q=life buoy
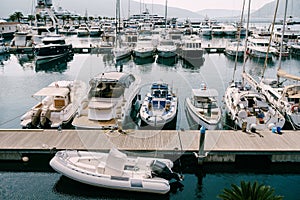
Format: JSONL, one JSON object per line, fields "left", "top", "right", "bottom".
{"left": 291, "top": 104, "right": 299, "bottom": 113}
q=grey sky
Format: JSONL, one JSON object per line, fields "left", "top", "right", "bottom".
{"left": 140, "top": 0, "right": 274, "bottom": 11}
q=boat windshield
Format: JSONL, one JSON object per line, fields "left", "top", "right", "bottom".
{"left": 194, "top": 98, "right": 218, "bottom": 109}
{"left": 89, "top": 82, "right": 125, "bottom": 98}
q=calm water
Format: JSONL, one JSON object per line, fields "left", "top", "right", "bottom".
{"left": 1, "top": 35, "right": 300, "bottom": 199}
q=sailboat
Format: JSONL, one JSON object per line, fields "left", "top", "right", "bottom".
{"left": 258, "top": 0, "right": 300, "bottom": 130}
{"left": 224, "top": 0, "right": 286, "bottom": 132}
{"left": 112, "top": 0, "right": 132, "bottom": 61}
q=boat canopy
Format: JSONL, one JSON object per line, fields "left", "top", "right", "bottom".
{"left": 277, "top": 69, "right": 300, "bottom": 81}
{"left": 33, "top": 87, "right": 70, "bottom": 97}
{"left": 90, "top": 72, "right": 135, "bottom": 88}
{"left": 192, "top": 89, "right": 218, "bottom": 97}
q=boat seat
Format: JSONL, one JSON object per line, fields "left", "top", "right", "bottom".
{"left": 105, "top": 148, "right": 127, "bottom": 176}
{"left": 97, "top": 162, "right": 106, "bottom": 174}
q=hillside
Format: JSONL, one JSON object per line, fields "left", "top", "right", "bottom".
{"left": 197, "top": 9, "right": 241, "bottom": 19}
{"left": 251, "top": 0, "right": 300, "bottom": 18}
{"left": 58, "top": 0, "right": 202, "bottom": 19}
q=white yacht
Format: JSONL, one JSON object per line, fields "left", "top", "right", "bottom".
{"left": 139, "top": 82, "right": 178, "bottom": 128}
{"left": 225, "top": 40, "right": 245, "bottom": 58}
{"left": 185, "top": 82, "right": 221, "bottom": 130}
{"left": 132, "top": 39, "right": 156, "bottom": 58}
{"left": 259, "top": 79, "right": 300, "bottom": 129}
{"left": 89, "top": 26, "right": 102, "bottom": 37}
{"left": 246, "top": 36, "right": 275, "bottom": 59}
{"left": 50, "top": 148, "right": 182, "bottom": 194}
{"left": 20, "top": 80, "right": 86, "bottom": 129}
{"left": 156, "top": 38, "right": 177, "bottom": 58}
{"left": 72, "top": 71, "right": 141, "bottom": 130}
{"left": 77, "top": 24, "right": 90, "bottom": 37}
{"left": 224, "top": 80, "right": 285, "bottom": 131}
{"left": 177, "top": 35, "right": 204, "bottom": 68}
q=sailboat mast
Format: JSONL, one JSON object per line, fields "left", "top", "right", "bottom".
{"left": 232, "top": 0, "right": 246, "bottom": 82}
{"left": 242, "top": 0, "right": 251, "bottom": 74}
{"left": 261, "top": 0, "right": 280, "bottom": 79}
{"left": 128, "top": 0, "right": 130, "bottom": 19}
{"left": 278, "top": 0, "right": 289, "bottom": 72}
{"left": 165, "top": 0, "right": 168, "bottom": 29}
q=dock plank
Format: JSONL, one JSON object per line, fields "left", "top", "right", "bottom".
{"left": 0, "top": 129, "right": 299, "bottom": 153}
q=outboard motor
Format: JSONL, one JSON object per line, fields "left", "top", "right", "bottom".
{"left": 150, "top": 160, "right": 182, "bottom": 182}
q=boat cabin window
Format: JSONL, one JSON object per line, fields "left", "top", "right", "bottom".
{"left": 194, "top": 98, "right": 218, "bottom": 109}
{"left": 90, "top": 82, "right": 125, "bottom": 98}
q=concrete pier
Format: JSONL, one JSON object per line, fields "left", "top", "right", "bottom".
{"left": 0, "top": 129, "right": 299, "bottom": 163}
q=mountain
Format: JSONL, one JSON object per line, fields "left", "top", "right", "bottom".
{"left": 0, "top": 0, "right": 202, "bottom": 19}
{"left": 197, "top": 9, "right": 241, "bottom": 19}
{"left": 251, "top": 0, "right": 300, "bottom": 18}
{"left": 58, "top": 0, "right": 202, "bottom": 19}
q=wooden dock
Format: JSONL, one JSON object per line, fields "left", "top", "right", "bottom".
{"left": 0, "top": 129, "right": 299, "bottom": 163}
{"left": 8, "top": 46, "right": 224, "bottom": 54}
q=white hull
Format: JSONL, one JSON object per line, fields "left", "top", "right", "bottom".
{"left": 185, "top": 98, "right": 221, "bottom": 130}
{"left": 259, "top": 81, "right": 300, "bottom": 129}
{"left": 20, "top": 80, "right": 86, "bottom": 129}
{"left": 50, "top": 149, "right": 180, "bottom": 194}
{"left": 224, "top": 83, "right": 285, "bottom": 131}
{"left": 140, "top": 83, "right": 178, "bottom": 128}
{"left": 72, "top": 72, "right": 141, "bottom": 130}
{"left": 133, "top": 48, "right": 155, "bottom": 58}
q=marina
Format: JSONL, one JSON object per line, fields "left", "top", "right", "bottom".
{"left": 0, "top": 129, "right": 300, "bottom": 163}
{"left": 1, "top": 0, "right": 300, "bottom": 198}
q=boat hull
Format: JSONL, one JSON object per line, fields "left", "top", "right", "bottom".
{"left": 185, "top": 98, "right": 221, "bottom": 130}
{"left": 50, "top": 150, "right": 173, "bottom": 194}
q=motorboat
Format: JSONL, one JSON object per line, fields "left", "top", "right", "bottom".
{"left": 199, "top": 24, "right": 212, "bottom": 36}
{"left": 33, "top": 34, "right": 73, "bottom": 61}
{"left": 246, "top": 36, "right": 275, "bottom": 59}
{"left": 156, "top": 38, "right": 177, "bottom": 58}
{"left": 0, "top": 37, "right": 9, "bottom": 54}
{"left": 185, "top": 82, "right": 221, "bottom": 130}
{"left": 112, "top": 45, "right": 132, "bottom": 61}
{"left": 177, "top": 35, "right": 204, "bottom": 68}
{"left": 77, "top": 24, "right": 90, "bottom": 37}
{"left": 132, "top": 40, "right": 156, "bottom": 58}
{"left": 89, "top": 26, "right": 102, "bottom": 37}
{"left": 20, "top": 80, "right": 86, "bottom": 129}
{"left": 50, "top": 148, "right": 182, "bottom": 194}
{"left": 72, "top": 71, "right": 141, "bottom": 129}
{"left": 139, "top": 82, "right": 178, "bottom": 128}
{"left": 224, "top": 80, "right": 285, "bottom": 131}
{"left": 224, "top": 40, "right": 245, "bottom": 58}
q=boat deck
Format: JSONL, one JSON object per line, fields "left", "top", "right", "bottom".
{"left": 71, "top": 116, "right": 118, "bottom": 129}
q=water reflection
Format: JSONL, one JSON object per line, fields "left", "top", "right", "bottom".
{"left": 53, "top": 176, "right": 172, "bottom": 200}
{"left": 156, "top": 56, "right": 178, "bottom": 66}
{"left": 181, "top": 57, "right": 205, "bottom": 69}
{"left": 0, "top": 53, "right": 10, "bottom": 65}
{"left": 35, "top": 53, "right": 74, "bottom": 73}
{"left": 133, "top": 56, "right": 155, "bottom": 65}
{"left": 16, "top": 53, "right": 34, "bottom": 66}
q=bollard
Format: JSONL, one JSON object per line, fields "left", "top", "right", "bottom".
{"left": 198, "top": 126, "right": 206, "bottom": 165}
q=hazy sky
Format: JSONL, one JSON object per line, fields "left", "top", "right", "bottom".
{"left": 140, "top": 0, "right": 274, "bottom": 11}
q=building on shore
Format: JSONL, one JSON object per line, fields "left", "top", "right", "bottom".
{"left": 0, "top": 19, "right": 20, "bottom": 38}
